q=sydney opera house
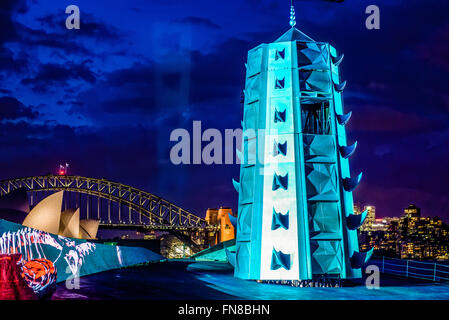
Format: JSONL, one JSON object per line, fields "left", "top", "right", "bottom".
{"left": 0, "top": 188, "right": 99, "bottom": 240}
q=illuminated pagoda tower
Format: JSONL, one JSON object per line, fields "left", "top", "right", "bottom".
{"left": 232, "top": 5, "right": 372, "bottom": 281}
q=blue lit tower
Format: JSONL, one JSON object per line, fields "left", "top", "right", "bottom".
{"left": 232, "top": 6, "right": 372, "bottom": 281}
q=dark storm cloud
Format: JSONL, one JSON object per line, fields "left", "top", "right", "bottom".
{"left": 311, "top": 0, "right": 449, "bottom": 118}
{"left": 0, "top": 2, "right": 74, "bottom": 54}
{"left": 0, "top": 1, "right": 122, "bottom": 70}
{"left": 0, "top": 0, "right": 33, "bottom": 71}
{"left": 73, "top": 36, "right": 250, "bottom": 120}
{"left": 17, "top": 27, "right": 92, "bottom": 56}
{"left": 21, "top": 61, "right": 96, "bottom": 92}
{"left": 0, "top": 89, "right": 11, "bottom": 94}
{"left": 0, "top": 96, "right": 39, "bottom": 120}
{"left": 77, "top": 62, "right": 162, "bottom": 114}
{"left": 11, "top": 15, "right": 121, "bottom": 58}
{"left": 0, "top": 47, "right": 29, "bottom": 73}
{"left": 189, "top": 38, "right": 249, "bottom": 103}
{"left": 416, "top": 24, "right": 449, "bottom": 70}
{"left": 173, "top": 16, "right": 221, "bottom": 29}
{"left": 348, "top": 105, "right": 447, "bottom": 134}
{"left": 0, "top": 119, "right": 159, "bottom": 188}
{"left": 244, "top": 0, "right": 282, "bottom": 12}
{"left": 0, "top": 0, "right": 30, "bottom": 44}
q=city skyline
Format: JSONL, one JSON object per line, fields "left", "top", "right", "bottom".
{"left": 0, "top": 0, "right": 448, "bottom": 222}
{"left": 358, "top": 203, "right": 449, "bottom": 261}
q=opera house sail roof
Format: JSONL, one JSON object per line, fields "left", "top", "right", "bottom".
{"left": 0, "top": 189, "right": 99, "bottom": 240}
{"left": 22, "top": 191, "right": 63, "bottom": 235}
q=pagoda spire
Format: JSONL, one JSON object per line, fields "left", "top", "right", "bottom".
{"left": 289, "top": 1, "right": 296, "bottom": 27}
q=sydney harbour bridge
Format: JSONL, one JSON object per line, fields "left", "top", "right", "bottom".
{"left": 0, "top": 174, "right": 219, "bottom": 253}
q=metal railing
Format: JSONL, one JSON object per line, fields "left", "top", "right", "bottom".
{"left": 371, "top": 256, "right": 449, "bottom": 282}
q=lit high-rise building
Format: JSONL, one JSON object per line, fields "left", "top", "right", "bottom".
{"left": 217, "top": 207, "right": 236, "bottom": 243}
{"left": 404, "top": 204, "right": 421, "bottom": 218}
{"left": 400, "top": 204, "right": 422, "bottom": 237}
{"left": 360, "top": 205, "right": 376, "bottom": 231}
{"left": 205, "top": 207, "right": 235, "bottom": 245}
{"left": 205, "top": 208, "right": 219, "bottom": 246}
{"left": 353, "top": 202, "right": 362, "bottom": 215}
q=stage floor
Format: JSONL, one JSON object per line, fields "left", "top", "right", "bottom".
{"left": 52, "top": 260, "right": 449, "bottom": 300}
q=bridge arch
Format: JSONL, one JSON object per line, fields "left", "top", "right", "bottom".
{"left": 0, "top": 175, "right": 208, "bottom": 230}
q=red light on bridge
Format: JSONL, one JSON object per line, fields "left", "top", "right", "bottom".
{"left": 58, "top": 163, "right": 69, "bottom": 176}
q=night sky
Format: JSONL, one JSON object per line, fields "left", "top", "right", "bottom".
{"left": 0, "top": 0, "right": 448, "bottom": 221}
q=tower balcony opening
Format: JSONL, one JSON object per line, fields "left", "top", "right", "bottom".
{"left": 301, "top": 102, "right": 332, "bottom": 135}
